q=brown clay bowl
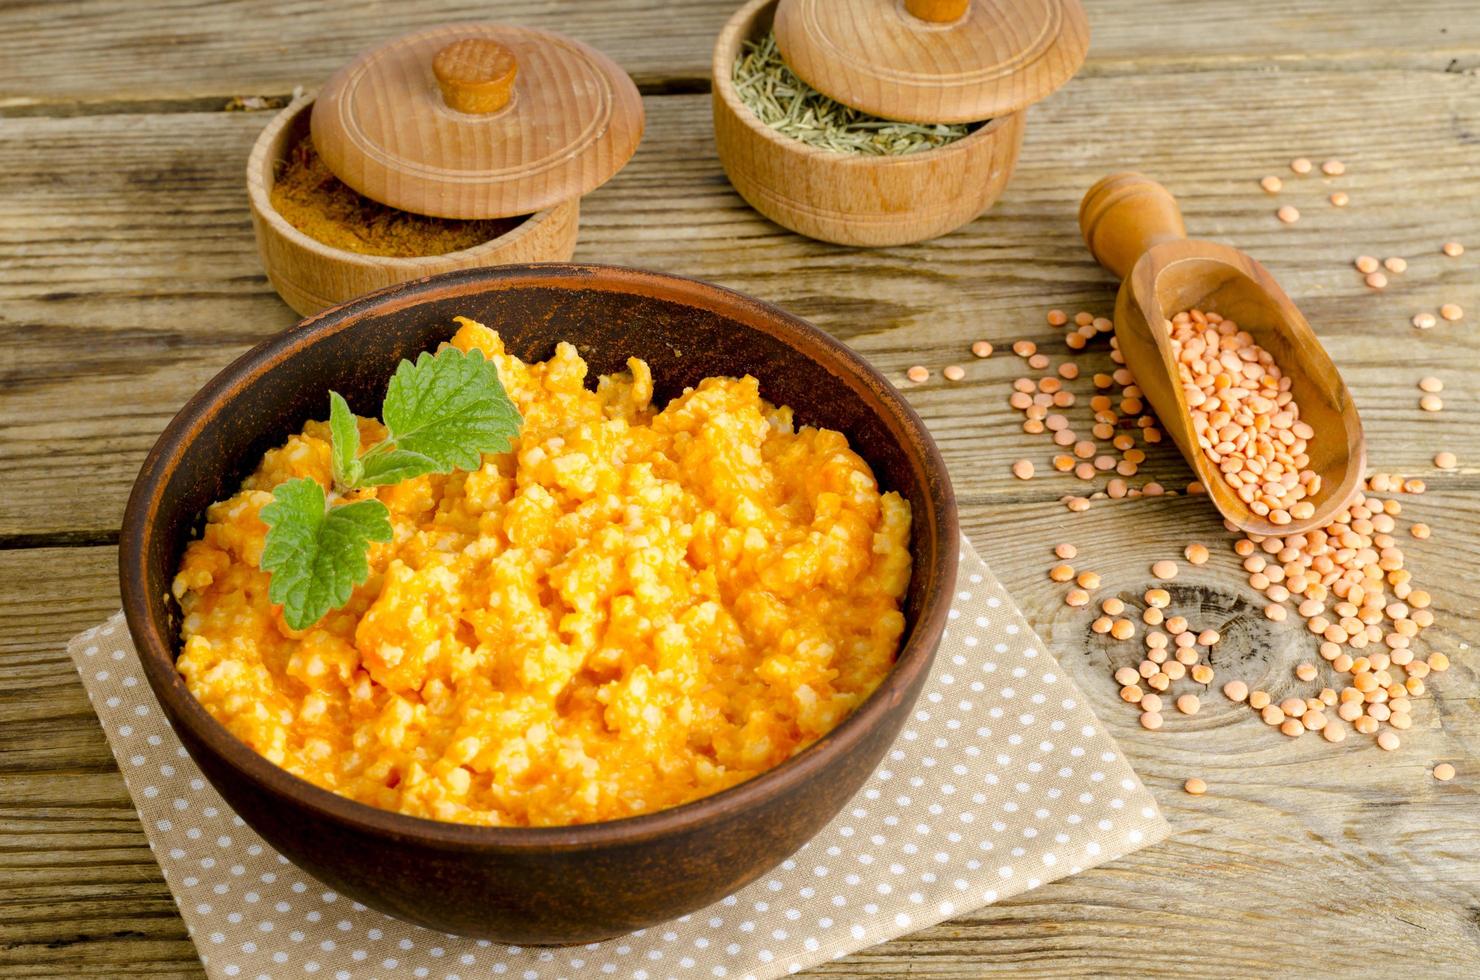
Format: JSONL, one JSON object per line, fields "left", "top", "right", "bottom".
{"left": 120, "top": 264, "right": 958, "bottom": 944}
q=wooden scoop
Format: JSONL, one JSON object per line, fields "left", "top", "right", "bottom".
{"left": 1078, "top": 173, "right": 1366, "bottom": 536}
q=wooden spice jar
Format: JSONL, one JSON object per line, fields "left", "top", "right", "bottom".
{"left": 248, "top": 23, "right": 643, "bottom": 315}
{"left": 713, "top": 0, "right": 1088, "bottom": 247}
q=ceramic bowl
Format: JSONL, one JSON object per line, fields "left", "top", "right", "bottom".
{"left": 120, "top": 264, "right": 957, "bottom": 943}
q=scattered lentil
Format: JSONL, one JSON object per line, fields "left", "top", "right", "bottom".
{"left": 1152, "top": 560, "right": 1179, "bottom": 580}
{"left": 907, "top": 365, "right": 930, "bottom": 383}
{"left": 1223, "top": 680, "right": 1249, "bottom": 702}
{"left": 1442, "top": 241, "right": 1464, "bottom": 257}
{"left": 1185, "top": 543, "right": 1210, "bottom": 565}
{"left": 1434, "top": 451, "right": 1456, "bottom": 469}
{"left": 1413, "top": 313, "right": 1437, "bottom": 329}
{"left": 1365, "top": 272, "right": 1388, "bottom": 289}
{"left": 1260, "top": 176, "right": 1283, "bottom": 193}
{"left": 1140, "top": 711, "right": 1164, "bottom": 730}
{"left": 1277, "top": 206, "right": 1300, "bottom": 224}
{"left": 1176, "top": 694, "right": 1200, "bottom": 715}
{"left": 1434, "top": 763, "right": 1456, "bottom": 781}
{"left": 971, "top": 340, "right": 994, "bottom": 358}
{"left": 1184, "top": 777, "right": 1207, "bottom": 795}
{"left": 1290, "top": 157, "right": 1313, "bottom": 174}
{"left": 1329, "top": 192, "right": 1349, "bottom": 207}
{"left": 1383, "top": 256, "right": 1407, "bottom": 274}
{"left": 1321, "top": 159, "right": 1345, "bottom": 176}
{"left": 1419, "top": 394, "right": 1443, "bottom": 412}
{"left": 943, "top": 364, "right": 966, "bottom": 382}
{"left": 1440, "top": 303, "right": 1464, "bottom": 322}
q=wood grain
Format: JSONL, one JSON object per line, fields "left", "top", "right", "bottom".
{"left": 713, "top": 0, "right": 1027, "bottom": 246}
{"left": 3, "top": 69, "right": 1478, "bottom": 539}
{"left": 248, "top": 97, "right": 581, "bottom": 316}
{"left": 3, "top": 0, "right": 1480, "bottom": 975}
{"left": 2, "top": 0, "right": 1477, "bottom": 109}
{"left": 774, "top": 0, "right": 1088, "bottom": 123}
{"left": 312, "top": 23, "right": 644, "bottom": 219}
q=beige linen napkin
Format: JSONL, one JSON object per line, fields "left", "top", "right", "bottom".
{"left": 69, "top": 535, "right": 1167, "bottom": 980}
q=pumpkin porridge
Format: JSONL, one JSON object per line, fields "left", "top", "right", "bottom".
{"left": 173, "top": 318, "right": 912, "bottom": 827}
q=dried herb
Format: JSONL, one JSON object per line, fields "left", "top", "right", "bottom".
{"left": 732, "top": 32, "right": 972, "bottom": 156}
{"left": 269, "top": 136, "right": 522, "bottom": 257}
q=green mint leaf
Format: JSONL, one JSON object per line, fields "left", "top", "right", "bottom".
{"left": 328, "top": 391, "right": 363, "bottom": 489}
{"left": 260, "top": 477, "right": 392, "bottom": 630}
{"left": 381, "top": 347, "right": 522, "bottom": 473}
{"left": 356, "top": 446, "right": 442, "bottom": 487}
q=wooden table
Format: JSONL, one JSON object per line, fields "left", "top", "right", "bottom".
{"left": 4, "top": 2, "right": 1478, "bottom": 975}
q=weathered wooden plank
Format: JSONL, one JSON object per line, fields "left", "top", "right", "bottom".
{"left": 3, "top": 67, "right": 1479, "bottom": 539}
{"left": 3, "top": 0, "right": 1478, "bottom": 109}
{"left": 1, "top": 501, "right": 1476, "bottom": 976}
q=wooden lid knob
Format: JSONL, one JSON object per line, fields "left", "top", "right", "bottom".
{"left": 433, "top": 38, "right": 518, "bottom": 114}
{"left": 905, "top": 0, "right": 970, "bottom": 22}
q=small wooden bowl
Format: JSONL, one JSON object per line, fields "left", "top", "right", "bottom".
{"left": 119, "top": 264, "right": 958, "bottom": 944}
{"left": 246, "top": 96, "right": 579, "bottom": 316}
{"left": 711, "top": 0, "right": 1025, "bottom": 247}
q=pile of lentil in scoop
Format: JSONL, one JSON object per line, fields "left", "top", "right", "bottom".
{"left": 732, "top": 32, "right": 972, "bottom": 155}
{"left": 269, "top": 136, "right": 522, "bottom": 257}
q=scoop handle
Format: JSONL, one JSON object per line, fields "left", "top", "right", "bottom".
{"left": 1078, "top": 173, "right": 1188, "bottom": 281}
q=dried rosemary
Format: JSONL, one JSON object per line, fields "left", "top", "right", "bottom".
{"left": 732, "top": 32, "right": 971, "bottom": 156}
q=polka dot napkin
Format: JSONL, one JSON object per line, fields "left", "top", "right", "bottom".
{"left": 69, "top": 535, "right": 1167, "bottom": 980}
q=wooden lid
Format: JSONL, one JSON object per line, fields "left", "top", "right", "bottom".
{"left": 311, "top": 23, "right": 644, "bottom": 219}
{"left": 772, "top": 0, "right": 1089, "bottom": 124}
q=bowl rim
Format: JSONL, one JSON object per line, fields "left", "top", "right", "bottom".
{"left": 711, "top": 0, "right": 1013, "bottom": 168}
{"left": 245, "top": 94, "right": 568, "bottom": 270}
{"left": 120, "top": 263, "right": 958, "bottom": 852}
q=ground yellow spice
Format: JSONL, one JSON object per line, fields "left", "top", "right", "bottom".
{"left": 269, "top": 137, "right": 522, "bottom": 257}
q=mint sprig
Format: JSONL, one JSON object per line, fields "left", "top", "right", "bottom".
{"left": 259, "top": 346, "right": 521, "bottom": 630}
